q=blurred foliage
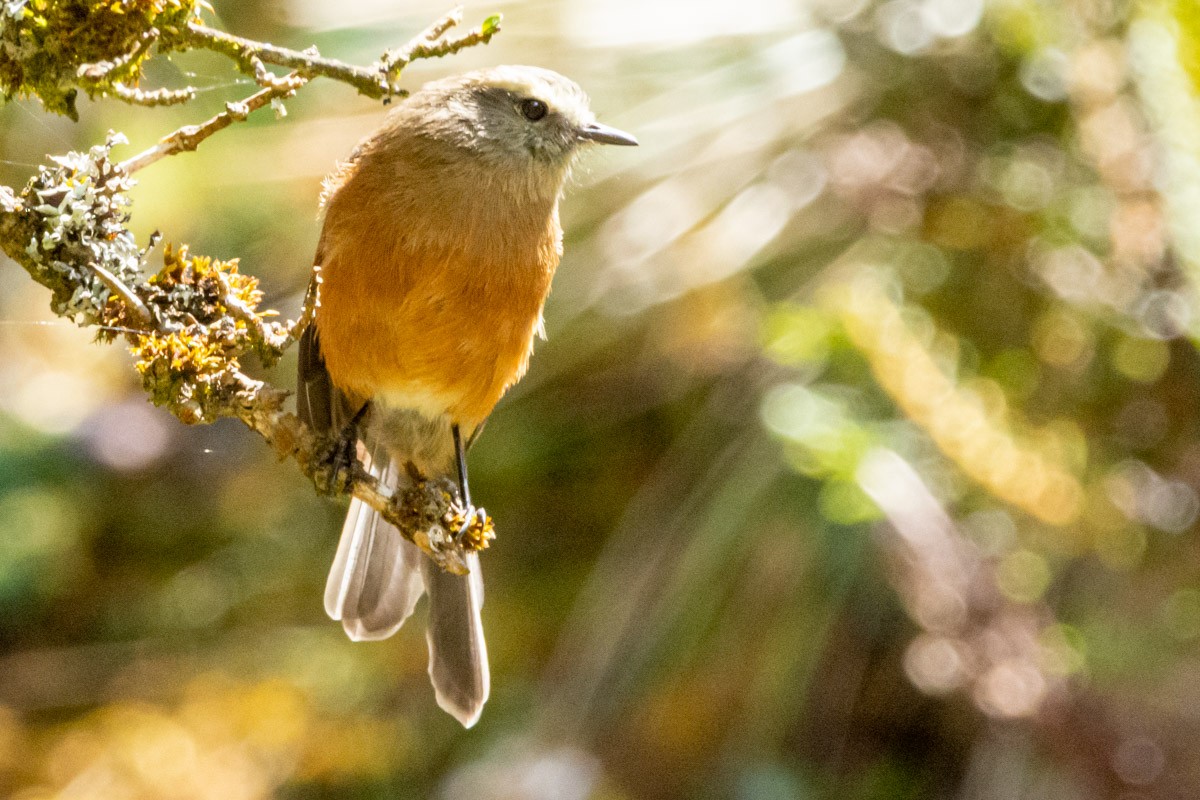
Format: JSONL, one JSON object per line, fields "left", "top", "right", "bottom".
{"left": 7, "top": 0, "right": 1200, "bottom": 799}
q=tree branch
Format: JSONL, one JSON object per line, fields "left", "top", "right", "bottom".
{"left": 182, "top": 23, "right": 389, "bottom": 97}
{"left": 110, "top": 82, "right": 197, "bottom": 108}
{"left": 181, "top": 7, "right": 502, "bottom": 101}
{"left": 91, "top": 262, "right": 152, "bottom": 327}
{"left": 117, "top": 74, "right": 307, "bottom": 175}
{"left": 380, "top": 8, "right": 503, "bottom": 78}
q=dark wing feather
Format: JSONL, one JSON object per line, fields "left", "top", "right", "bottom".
{"left": 297, "top": 323, "right": 338, "bottom": 435}
{"left": 299, "top": 236, "right": 362, "bottom": 434}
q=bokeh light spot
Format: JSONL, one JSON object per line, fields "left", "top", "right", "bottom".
{"left": 1163, "top": 589, "right": 1200, "bottom": 641}
{"left": 1113, "top": 736, "right": 1166, "bottom": 786}
{"left": 974, "top": 659, "right": 1047, "bottom": 718}
{"left": 904, "top": 635, "right": 968, "bottom": 694}
{"left": 1039, "top": 624, "right": 1087, "bottom": 676}
{"left": 1032, "top": 309, "right": 1092, "bottom": 368}
{"left": 996, "top": 549, "right": 1052, "bottom": 604}
{"left": 1111, "top": 336, "right": 1170, "bottom": 383}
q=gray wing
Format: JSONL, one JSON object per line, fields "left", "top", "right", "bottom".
{"left": 297, "top": 238, "right": 360, "bottom": 436}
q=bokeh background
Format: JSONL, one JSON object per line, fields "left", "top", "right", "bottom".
{"left": 4, "top": 0, "right": 1200, "bottom": 797}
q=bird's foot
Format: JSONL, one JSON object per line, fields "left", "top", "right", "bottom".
{"left": 456, "top": 505, "right": 487, "bottom": 540}
{"left": 316, "top": 425, "right": 359, "bottom": 494}
{"left": 453, "top": 504, "right": 495, "bottom": 551}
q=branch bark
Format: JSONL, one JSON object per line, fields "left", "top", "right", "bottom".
{"left": 180, "top": 7, "right": 501, "bottom": 101}
{"left": 117, "top": 74, "right": 307, "bottom": 174}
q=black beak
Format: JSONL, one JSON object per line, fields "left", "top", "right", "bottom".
{"left": 577, "top": 121, "right": 639, "bottom": 146}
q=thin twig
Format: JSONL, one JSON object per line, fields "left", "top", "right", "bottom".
{"left": 116, "top": 74, "right": 307, "bottom": 175}
{"left": 111, "top": 82, "right": 197, "bottom": 107}
{"left": 116, "top": 6, "right": 502, "bottom": 176}
{"left": 92, "top": 263, "right": 152, "bottom": 326}
{"left": 248, "top": 55, "right": 299, "bottom": 90}
{"left": 382, "top": 7, "right": 501, "bottom": 78}
{"left": 381, "top": 7, "right": 464, "bottom": 75}
{"left": 77, "top": 28, "right": 201, "bottom": 110}
{"left": 182, "top": 7, "right": 500, "bottom": 101}
{"left": 183, "top": 22, "right": 393, "bottom": 98}
{"left": 76, "top": 28, "right": 161, "bottom": 81}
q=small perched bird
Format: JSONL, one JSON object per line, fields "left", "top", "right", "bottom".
{"left": 297, "top": 66, "right": 637, "bottom": 727}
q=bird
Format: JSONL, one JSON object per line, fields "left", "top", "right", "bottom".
{"left": 296, "top": 65, "right": 637, "bottom": 727}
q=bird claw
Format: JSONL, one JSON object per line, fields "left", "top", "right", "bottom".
{"left": 317, "top": 415, "right": 363, "bottom": 494}
{"left": 316, "top": 433, "right": 356, "bottom": 493}
{"left": 455, "top": 505, "right": 488, "bottom": 544}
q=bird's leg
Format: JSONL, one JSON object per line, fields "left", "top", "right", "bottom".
{"left": 452, "top": 423, "right": 487, "bottom": 541}
{"left": 321, "top": 403, "right": 369, "bottom": 492}
{"left": 452, "top": 423, "right": 472, "bottom": 508}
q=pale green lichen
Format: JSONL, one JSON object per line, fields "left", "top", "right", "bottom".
{"left": 18, "top": 132, "right": 147, "bottom": 325}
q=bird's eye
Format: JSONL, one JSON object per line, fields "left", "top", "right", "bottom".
{"left": 520, "top": 98, "right": 548, "bottom": 121}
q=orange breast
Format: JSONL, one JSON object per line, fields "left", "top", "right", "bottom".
{"left": 313, "top": 159, "right": 562, "bottom": 429}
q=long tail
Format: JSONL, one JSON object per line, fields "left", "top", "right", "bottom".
{"left": 422, "top": 551, "right": 489, "bottom": 726}
{"left": 324, "top": 443, "right": 489, "bottom": 727}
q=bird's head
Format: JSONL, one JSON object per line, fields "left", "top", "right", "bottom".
{"left": 409, "top": 65, "right": 638, "bottom": 169}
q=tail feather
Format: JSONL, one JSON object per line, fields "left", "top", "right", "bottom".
{"left": 323, "top": 442, "right": 491, "bottom": 727}
{"left": 423, "top": 553, "right": 490, "bottom": 727}
{"left": 325, "top": 450, "right": 424, "bottom": 641}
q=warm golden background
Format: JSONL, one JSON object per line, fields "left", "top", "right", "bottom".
{"left": 3, "top": 0, "right": 1200, "bottom": 797}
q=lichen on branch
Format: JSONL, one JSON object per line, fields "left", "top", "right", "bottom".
{"left": 0, "top": 0, "right": 201, "bottom": 119}
{"left": 9, "top": 131, "right": 146, "bottom": 327}
{"left": 0, "top": 1, "right": 501, "bottom": 119}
